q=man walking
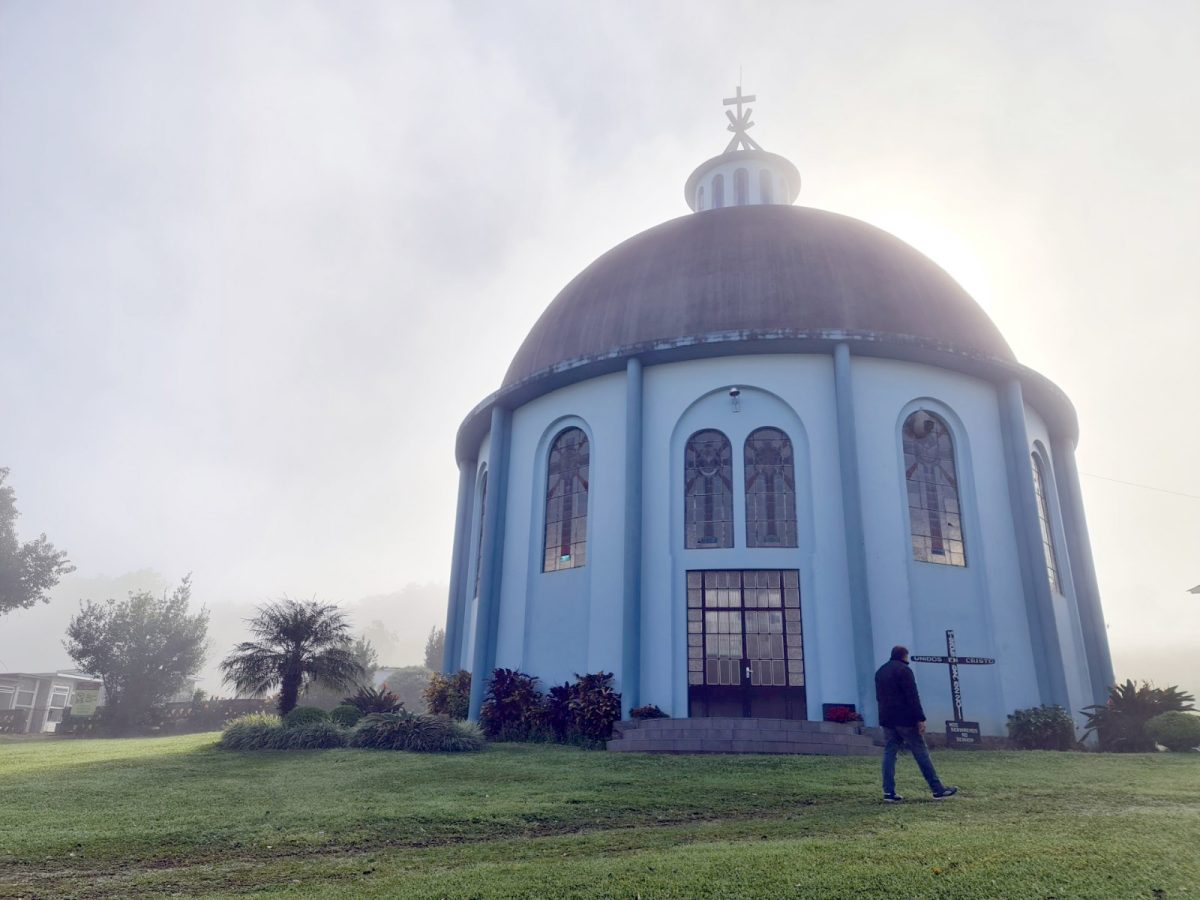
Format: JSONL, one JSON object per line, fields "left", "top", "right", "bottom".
{"left": 875, "top": 644, "right": 958, "bottom": 802}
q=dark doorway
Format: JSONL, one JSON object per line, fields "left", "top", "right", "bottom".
{"left": 687, "top": 570, "right": 806, "bottom": 718}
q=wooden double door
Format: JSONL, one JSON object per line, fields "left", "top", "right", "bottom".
{"left": 686, "top": 570, "right": 807, "bottom": 719}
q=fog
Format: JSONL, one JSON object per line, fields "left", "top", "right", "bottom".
{"left": 1, "top": 2, "right": 1197, "bottom": 695}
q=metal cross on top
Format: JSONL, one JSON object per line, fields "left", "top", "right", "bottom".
{"left": 910, "top": 629, "right": 995, "bottom": 722}
{"left": 723, "top": 85, "right": 763, "bottom": 153}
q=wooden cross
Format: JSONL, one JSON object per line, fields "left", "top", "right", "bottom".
{"left": 910, "top": 629, "right": 995, "bottom": 722}
{"left": 723, "top": 85, "right": 762, "bottom": 152}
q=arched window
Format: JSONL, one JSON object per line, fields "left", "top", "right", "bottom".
{"left": 473, "top": 471, "right": 488, "bottom": 597}
{"left": 685, "top": 430, "right": 734, "bottom": 548}
{"left": 712, "top": 174, "right": 725, "bottom": 209}
{"left": 543, "top": 428, "right": 589, "bottom": 571}
{"left": 696, "top": 185, "right": 705, "bottom": 211}
{"left": 734, "top": 168, "right": 749, "bottom": 205}
{"left": 902, "top": 410, "right": 966, "bottom": 566}
{"left": 744, "top": 428, "right": 798, "bottom": 548}
{"left": 1031, "top": 452, "right": 1061, "bottom": 593}
{"left": 759, "top": 169, "right": 774, "bottom": 204}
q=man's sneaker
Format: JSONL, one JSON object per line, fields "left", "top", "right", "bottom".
{"left": 883, "top": 793, "right": 905, "bottom": 803}
{"left": 932, "top": 786, "right": 959, "bottom": 800}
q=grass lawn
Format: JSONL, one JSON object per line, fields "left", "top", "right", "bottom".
{"left": 0, "top": 733, "right": 1197, "bottom": 898}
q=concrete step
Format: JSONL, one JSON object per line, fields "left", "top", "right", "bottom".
{"left": 608, "top": 717, "right": 882, "bottom": 756}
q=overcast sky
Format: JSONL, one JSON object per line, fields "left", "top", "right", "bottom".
{"left": 1, "top": 1, "right": 1197, "bottom": 692}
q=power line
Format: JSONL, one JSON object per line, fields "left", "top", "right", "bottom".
{"left": 1081, "top": 472, "right": 1200, "bottom": 501}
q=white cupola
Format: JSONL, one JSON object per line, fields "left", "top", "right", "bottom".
{"left": 683, "top": 86, "right": 801, "bottom": 212}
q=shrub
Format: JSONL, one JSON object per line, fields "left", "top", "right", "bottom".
{"left": 545, "top": 682, "right": 577, "bottom": 740}
{"left": 480, "top": 669, "right": 545, "bottom": 740}
{"left": 269, "top": 720, "right": 348, "bottom": 750}
{"left": 1145, "top": 711, "right": 1200, "bottom": 752}
{"left": 569, "top": 672, "right": 622, "bottom": 741}
{"left": 343, "top": 685, "right": 402, "bottom": 715}
{"left": 375, "top": 666, "right": 433, "bottom": 714}
{"left": 218, "top": 713, "right": 283, "bottom": 750}
{"left": 329, "top": 704, "right": 362, "bottom": 727}
{"left": 350, "top": 711, "right": 483, "bottom": 752}
{"left": 1007, "top": 705, "right": 1077, "bottom": 750}
{"left": 1082, "top": 680, "right": 1196, "bottom": 752}
{"left": 283, "top": 706, "right": 329, "bottom": 728}
{"left": 630, "top": 704, "right": 668, "bottom": 720}
{"left": 425, "top": 670, "right": 471, "bottom": 719}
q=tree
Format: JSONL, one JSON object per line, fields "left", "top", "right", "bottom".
{"left": 220, "top": 598, "right": 363, "bottom": 715}
{"left": 424, "top": 625, "right": 445, "bottom": 671}
{"left": 64, "top": 575, "right": 208, "bottom": 733}
{"left": 0, "top": 467, "right": 75, "bottom": 616}
{"left": 1082, "top": 679, "right": 1196, "bottom": 752}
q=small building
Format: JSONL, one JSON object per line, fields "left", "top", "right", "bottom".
{"left": 0, "top": 670, "right": 100, "bottom": 734}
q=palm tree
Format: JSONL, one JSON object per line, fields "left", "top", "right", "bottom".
{"left": 221, "top": 598, "right": 363, "bottom": 715}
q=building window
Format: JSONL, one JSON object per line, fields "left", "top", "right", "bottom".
{"left": 696, "top": 184, "right": 705, "bottom": 211}
{"left": 1031, "top": 452, "right": 1062, "bottom": 594}
{"left": 543, "top": 427, "right": 589, "bottom": 571}
{"left": 734, "top": 168, "right": 749, "bottom": 205}
{"left": 685, "top": 430, "right": 734, "bottom": 548}
{"left": 712, "top": 174, "right": 724, "bottom": 209}
{"left": 759, "top": 169, "right": 773, "bottom": 204}
{"left": 744, "top": 428, "right": 798, "bottom": 548}
{"left": 473, "top": 471, "right": 487, "bottom": 597}
{"left": 902, "top": 410, "right": 966, "bottom": 566}
{"left": 15, "top": 688, "right": 35, "bottom": 708}
{"left": 0, "top": 686, "right": 13, "bottom": 710}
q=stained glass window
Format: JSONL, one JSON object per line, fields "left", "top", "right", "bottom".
{"left": 685, "top": 430, "right": 734, "bottom": 549}
{"left": 759, "top": 169, "right": 774, "bottom": 204}
{"left": 473, "top": 471, "right": 487, "bottom": 597}
{"left": 734, "top": 168, "right": 749, "bottom": 205}
{"left": 543, "top": 428, "right": 589, "bottom": 572}
{"left": 712, "top": 174, "right": 725, "bottom": 209}
{"left": 902, "top": 411, "right": 966, "bottom": 566}
{"left": 744, "top": 427, "right": 798, "bottom": 548}
{"left": 1031, "top": 452, "right": 1061, "bottom": 594}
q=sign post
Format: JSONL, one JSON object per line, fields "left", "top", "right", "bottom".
{"left": 910, "top": 630, "right": 995, "bottom": 748}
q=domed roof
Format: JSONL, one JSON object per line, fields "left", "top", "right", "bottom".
{"left": 503, "top": 204, "right": 1014, "bottom": 388}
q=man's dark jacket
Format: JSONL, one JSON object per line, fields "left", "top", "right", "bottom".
{"left": 875, "top": 659, "right": 926, "bottom": 728}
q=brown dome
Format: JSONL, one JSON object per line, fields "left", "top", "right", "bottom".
{"left": 504, "top": 204, "right": 1014, "bottom": 388}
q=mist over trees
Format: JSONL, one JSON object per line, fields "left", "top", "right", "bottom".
{"left": 64, "top": 575, "right": 208, "bottom": 732}
{"left": 424, "top": 626, "right": 444, "bottom": 671}
{"left": 0, "top": 467, "right": 75, "bottom": 616}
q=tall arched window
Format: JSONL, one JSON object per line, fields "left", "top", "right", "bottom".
{"left": 902, "top": 410, "right": 966, "bottom": 566}
{"left": 685, "top": 430, "right": 734, "bottom": 548}
{"left": 759, "top": 169, "right": 774, "bottom": 204}
{"left": 543, "top": 428, "right": 589, "bottom": 571}
{"left": 473, "top": 471, "right": 488, "bottom": 597}
{"left": 696, "top": 184, "right": 705, "bottom": 211}
{"left": 1031, "top": 452, "right": 1061, "bottom": 593}
{"left": 734, "top": 168, "right": 749, "bottom": 205}
{"left": 744, "top": 428, "right": 798, "bottom": 548}
{"left": 712, "top": 174, "right": 725, "bottom": 209}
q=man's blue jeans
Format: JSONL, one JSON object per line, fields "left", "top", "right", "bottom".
{"left": 882, "top": 725, "right": 946, "bottom": 796}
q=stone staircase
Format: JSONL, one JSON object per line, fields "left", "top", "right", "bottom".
{"left": 608, "top": 716, "right": 882, "bottom": 756}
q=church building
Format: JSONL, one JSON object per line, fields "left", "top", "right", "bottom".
{"left": 442, "top": 90, "right": 1114, "bottom": 738}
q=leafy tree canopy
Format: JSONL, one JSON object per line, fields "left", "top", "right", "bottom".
{"left": 221, "top": 598, "right": 363, "bottom": 715}
{"left": 0, "top": 467, "right": 75, "bottom": 616}
{"left": 64, "top": 575, "right": 208, "bottom": 732}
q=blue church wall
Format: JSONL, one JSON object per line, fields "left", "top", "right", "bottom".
{"left": 494, "top": 373, "right": 627, "bottom": 691}
{"left": 454, "top": 442, "right": 489, "bottom": 675}
{"left": 1026, "top": 409, "right": 1097, "bottom": 721}
{"left": 852, "top": 357, "right": 1039, "bottom": 735}
{"left": 641, "top": 355, "right": 855, "bottom": 720}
